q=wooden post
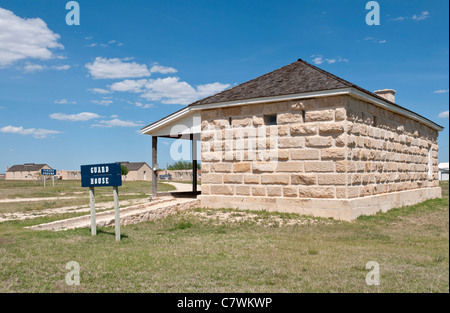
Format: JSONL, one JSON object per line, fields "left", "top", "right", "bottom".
{"left": 89, "top": 187, "right": 96, "bottom": 236}
{"left": 192, "top": 134, "right": 198, "bottom": 193}
{"left": 152, "top": 136, "right": 158, "bottom": 198}
{"left": 113, "top": 186, "right": 120, "bottom": 242}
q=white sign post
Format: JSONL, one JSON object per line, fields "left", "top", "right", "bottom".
{"left": 41, "top": 169, "right": 56, "bottom": 187}
{"left": 89, "top": 187, "right": 96, "bottom": 236}
{"left": 113, "top": 186, "right": 120, "bottom": 242}
{"left": 80, "top": 163, "right": 122, "bottom": 241}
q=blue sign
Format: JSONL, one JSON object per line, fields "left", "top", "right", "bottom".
{"left": 41, "top": 169, "right": 56, "bottom": 176}
{"left": 80, "top": 163, "right": 121, "bottom": 176}
{"left": 81, "top": 175, "right": 122, "bottom": 187}
{"left": 80, "top": 163, "right": 122, "bottom": 188}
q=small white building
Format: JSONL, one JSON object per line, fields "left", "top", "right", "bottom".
{"left": 5, "top": 163, "right": 52, "bottom": 180}
{"left": 438, "top": 162, "right": 449, "bottom": 181}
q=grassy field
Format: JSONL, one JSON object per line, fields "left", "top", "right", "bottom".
{"left": 0, "top": 182, "right": 448, "bottom": 292}
{"left": 0, "top": 180, "right": 176, "bottom": 215}
{"left": 0, "top": 179, "right": 176, "bottom": 199}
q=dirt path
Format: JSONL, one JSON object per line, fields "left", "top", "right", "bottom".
{"left": 166, "top": 182, "right": 201, "bottom": 192}
{"left": 0, "top": 182, "right": 199, "bottom": 223}
{"left": 0, "top": 193, "right": 147, "bottom": 203}
{"left": 0, "top": 196, "right": 79, "bottom": 203}
{"left": 29, "top": 198, "right": 198, "bottom": 231}
{"left": 0, "top": 198, "right": 150, "bottom": 223}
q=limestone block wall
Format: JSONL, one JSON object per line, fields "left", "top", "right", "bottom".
{"left": 200, "top": 95, "right": 351, "bottom": 199}
{"left": 200, "top": 94, "right": 440, "bottom": 202}
{"left": 344, "top": 96, "right": 439, "bottom": 198}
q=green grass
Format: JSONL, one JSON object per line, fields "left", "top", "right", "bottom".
{"left": 0, "top": 180, "right": 176, "bottom": 200}
{"left": 0, "top": 180, "right": 176, "bottom": 215}
{"left": 0, "top": 182, "right": 448, "bottom": 292}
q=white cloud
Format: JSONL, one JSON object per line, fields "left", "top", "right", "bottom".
{"left": 23, "top": 62, "right": 45, "bottom": 72}
{"left": 364, "top": 37, "right": 387, "bottom": 44}
{"left": 49, "top": 112, "right": 101, "bottom": 121}
{"left": 412, "top": 11, "right": 430, "bottom": 21}
{"left": 91, "top": 100, "right": 113, "bottom": 106}
{"left": 0, "top": 125, "right": 62, "bottom": 138}
{"left": 108, "top": 40, "right": 116, "bottom": 44}
{"left": 85, "top": 57, "right": 151, "bottom": 79}
{"left": 390, "top": 16, "right": 407, "bottom": 22}
{"left": 438, "top": 111, "right": 449, "bottom": 118}
{"left": 0, "top": 8, "right": 64, "bottom": 67}
{"left": 88, "top": 88, "right": 113, "bottom": 94}
{"left": 311, "top": 56, "right": 324, "bottom": 65}
{"left": 434, "top": 89, "right": 449, "bottom": 94}
{"left": 110, "top": 114, "right": 119, "bottom": 118}
{"left": 150, "top": 64, "right": 178, "bottom": 74}
{"left": 91, "top": 119, "right": 144, "bottom": 128}
{"left": 23, "top": 63, "right": 70, "bottom": 73}
{"left": 110, "top": 77, "right": 230, "bottom": 105}
{"left": 109, "top": 79, "right": 148, "bottom": 93}
{"left": 311, "top": 55, "right": 349, "bottom": 65}
{"left": 51, "top": 65, "right": 70, "bottom": 71}
{"left": 142, "top": 77, "right": 230, "bottom": 105}
{"left": 54, "top": 99, "right": 77, "bottom": 104}
{"left": 85, "top": 36, "right": 93, "bottom": 40}
{"left": 391, "top": 11, "right": 430, "bottom": 22}
{"left": 135, "top": 102, "right": 155, "bottom": 109}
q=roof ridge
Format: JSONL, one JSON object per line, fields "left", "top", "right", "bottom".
{"left": 189, "top": 60, "right": 305, "bottom": 107}
{"left": 295, "top": 58, "right": 355, "bottom": 88}
{"left": 189, "top": 58, "right": 353, "bottom": 107}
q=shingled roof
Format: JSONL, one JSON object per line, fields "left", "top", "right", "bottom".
{"left": 142, "top": 58, "right": 443, "bottom": 134}
{"left": 190, "top": 59, "right": 353, "bottom": 106}
{"left": 118, "top": 162, "right": 149, "bottom": 171}
{"left": 7, "top": 163, "right": 50, "bottom": 172}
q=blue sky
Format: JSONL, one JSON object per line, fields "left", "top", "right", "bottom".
{"left": 0, "top": 0, "right": 448, "bottom": 172}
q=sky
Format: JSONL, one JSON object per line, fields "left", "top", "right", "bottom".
{"left": 0, "top": 0, "right": 448, "bottom": 172}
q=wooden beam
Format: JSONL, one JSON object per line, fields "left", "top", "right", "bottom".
{"left": 152, "top": 136, "right": 158, "bottom": 197}
{"left": 192, "top": 134, "right": 198, "bottom": 193}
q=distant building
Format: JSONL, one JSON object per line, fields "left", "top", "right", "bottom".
{"left": 0, "top": 174, "right": 5, "bottom": 180}
{"left": 57, "top": 170, "right": 81, "bottom": 180}
{"left": 119, "top": 162, "right": 152, "bottom": 181}
{"left": 5, "top": 163, "right": 52, "bottom": 180}
{"left": 157, "top": 169, "right": 201, "bottom": 182}
{"left": 439, "top": 163, "right": 449, "bottom": 181}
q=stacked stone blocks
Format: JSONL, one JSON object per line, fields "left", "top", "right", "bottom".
{"left": 200, "top": 95, "right": 439, "bottom": 201}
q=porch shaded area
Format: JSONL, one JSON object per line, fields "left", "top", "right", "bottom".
{"left": 141, "top": 108, "right": 201, "bottom": 199}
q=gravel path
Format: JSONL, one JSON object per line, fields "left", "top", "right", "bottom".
{"left": 0, "top": 196, "right": 79, "bottom": 203}
{"left": 166, "top": 182, "right": 201, "bottom": 192}
{"left": 0, "top": 182, "right": 200, "bottom": 223}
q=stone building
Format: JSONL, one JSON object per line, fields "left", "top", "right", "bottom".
{"left": 56, "top": 170, "right": 81, "bottom": 180}
{"left": 6, "top": 163, "right": 53, "bottom": 180}
{"left": 157, "top": 169, "right": 202, "bottom": 181}
{"left": 119, "top": 162, "right": 152, "bottom": 181}
{"left": 141, "top": 59, "right": 443, "bottom": 220}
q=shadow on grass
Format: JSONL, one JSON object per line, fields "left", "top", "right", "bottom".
{"left": 92, "top": 228, "right": 129, "bottom": 240}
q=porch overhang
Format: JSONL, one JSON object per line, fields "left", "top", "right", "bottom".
{"left": 141, "top": 87, "right": 444, "bottom": 135}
